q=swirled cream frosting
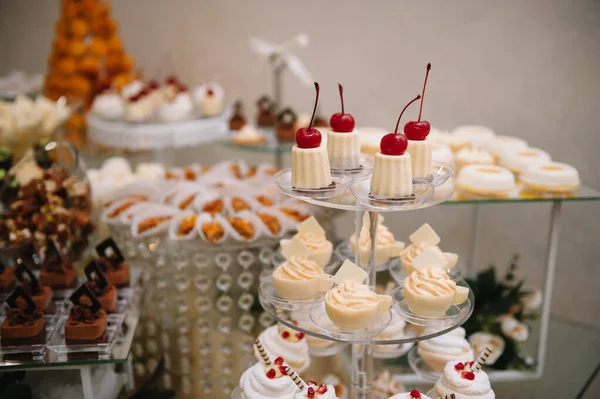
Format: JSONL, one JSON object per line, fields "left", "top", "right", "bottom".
{"left": 326, "top": 280, "right": 378, "bottom": 310}
{"left": 273, "top": 256, "right": 323, "bottom": 281}
{"left": 404, "top": 268, "right": 456, "bottom": 297}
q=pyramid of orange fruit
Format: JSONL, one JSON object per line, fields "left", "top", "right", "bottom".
{"left": 44, "top": 0, "right": 136, "bottom": 147}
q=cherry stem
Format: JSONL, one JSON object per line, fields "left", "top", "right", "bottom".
{"left": 418, "top": 63, "right": 431, "bottom": 122}
{"left": 394, "top": 95, "right": 421, "bottom": 133}
{"left": 338, "top": 83, "right": 344, "bottom": 114}
{"left": 308, "top": 82, "right": 319, "bottom": 130}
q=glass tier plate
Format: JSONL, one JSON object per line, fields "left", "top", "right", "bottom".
{"left": 373, "top": 328, "right": 417, "bottom": 359}
{"left": 334, "top": 240, "right": 401, "bottom": 272}
{"left": 275, "top": 168, "right": 354, "bottom": 200}
{"left": 351, "top": 177, "right": 435, "bottom": 211}
{"left": 391, "top": 276, "right": 474, "bottom": 328}
{"left": 47, "top": 314, "right": 125, "bottom": 360}
{"left": 223, "top": 127, "right": 294, "bottom": 154}
{"left": 309, "top": 341, "right": 349, "bottom": 357}
{"left": 408, "top": 346, "right": 442, "bottom": 382}
{"left": 330, "top": 154, "right": 375, "bottom": 179}
{"left": 259, "top": 275, "right": 326, "bottom": 311}
{"left": 0, "top": 315, "right": 59, "bottom": 361}
{"left": 389, "top": 260, "right": 462, "bottom": 286}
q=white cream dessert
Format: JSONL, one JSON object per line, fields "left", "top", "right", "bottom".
{"left": 239, "top": 360, "right": 298, "bottom": 399}
{"left": 292, "top": 83, "right": 332, "bottom": 190}
{"left": 255, "top": 325, "right": 310, "bottom": 374}
{"left": 91, "top": 91, "right": 124, "bottom": 120}
{"left": 370, "top": 94, "right": 423, "bottom": 198}
{"left": 403, "top": 268, "right": 469, "bottom": 317}
{"left": 325, "top": 260, "right": 392, "bottom": 330}
{"left": 327, "top": 84, "right": 361, "bottom": 169}
{"left": 483, "top": 135, "right": 527, "bottom": 159}
{"left": 499, "top": 147, "right": 551, "bottom": 175}
{"left": 404, "top": 64, "right": 434, "bottom": 179}
{"left": 374, "top": 311, "right": 406, "bottom": 352}
{"left": 231, "top": 125, "right": 266, "bottom": 146}
{"left": 432, "top": 143, "right": 455, "bottom": 167}
{"left": 123, "top": 94, "right": 154, "bottom": 122}
{"left": 291, "top": 306, "right": 335, "bottom": 350}
{"left": 281, "top": 216, "right": 333, "bottom": 268}
{"left": 121, "top": 80, "right": 145, "bottom": 99}
{"left": 521, "top": 161, "right": 580, "bottom": 193}
{"left": 294, "top": 381, "right": 339, "bottom": 399}
{"left": 349, "top": 214, "right": 405, "bottom": 266}
{"left": 434, "top": 361, "right": 495, "bottom": 399}
{"left": 418, "top": 327, "right": 474, "bottom": 372}
{"left": 272, "top": 252, "right": 332, "bottom": 300}
{"left": 389, "top": 390, "right": 431, "bottom": 399}
{"left": 194, "top": 83, "right": 224, "bottom": 117}
{"left": 455, "top": 147, "right": 495, "bottom": 171}
{"left": 452, "top": 125, "right": 496, "bottom": 148}
{"left": 157, "top": 92, "right": 194, "bottom": 122}
{"left": 456, "top": 165, "right": 516, "bottom": 198}
{"left": 401, "top": 223, "right": 458, "bottom": 275}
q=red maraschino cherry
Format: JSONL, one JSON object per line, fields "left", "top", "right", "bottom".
{"left": 296, "top": 82, "right": 322, "bottom": 149}
{"left": 410, "top": 390, "right": 422, "bottom": 399}
{"left": 329, "top": 83, "right": 355, "bottom": 132}
{"left": 404, "top": 63, "right": 432, "bottom": 141}
{"left": 380, "top": 94, "right": 421, "bottom": 155}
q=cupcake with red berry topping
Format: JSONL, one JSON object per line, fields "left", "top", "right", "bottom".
{"left": 292, "top": 83, "right": 332, "bottom": 191}
{"left": 327, "top": 84, "right": 361, "bottom": 169}
{"left": 293, "top": 380, "right": 339, "bottom": 399}
{"left": 434, "top": 350, "right": 495, "bottom": 399}
{"left": 388, "top": 389, "right": 432, "bottom": 399}
{"left": 405, "top": 64, "right": 433, "bottom": 179}
{"left": 254, "top": 324, "right": 310, "bottom": 374}
{"left": 157, "top": 85, "right": 194, "bottom": 122}
{"left": 370, "top": 96, "right": 420, "bottom": 198}
{"left": 194, "top": 83, "right": 224, "bottom": 117}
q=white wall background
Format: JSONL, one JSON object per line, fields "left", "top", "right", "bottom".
{"left": 1, "top": 0, "right": 599, "bottom": 330}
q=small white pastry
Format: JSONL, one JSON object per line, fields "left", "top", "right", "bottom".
{"left": 157, "top": 92, "right": 194, "bottom": 122}
{"left": 91, "top": 92, "right": 125, "bottom": 120}
{"left": 499, "top": 147, "right": 550, "bottom": 175}
{"left": 418, "top": 327, "right": 474, "bottom": 372}
{"left": 521, "top": 161, "right": 580, "bottom": 193}
{"left": 121, "top": 80, "right": 145, "bottom": 99}
{"left": 455, "top": 147, "right": 495, "bottom": 171}
{"left": 194, "top": 83, "right": 224, "bottom": 117}
{"left": 456, "top": 164, "right": 516, "bottom": 198}
{"left": 452, "top": 125, "right": 496, "bottom": 148}
{"left": 135, "top": 162, "right": 165, "bottom": 181}
{"left": 292, "top": 143, "right": 332, "bottom": 190}
{"left": 100, "top": 157, "right": 133, "bottom": 178}
{"left": 123, "top": 96, "right": 154, "bottom": 122}
{"left": 327, "top": 129, "right": 361, "bottom": 169}
{"left": 239, "top": 361, "right": 297, "bottom": 399}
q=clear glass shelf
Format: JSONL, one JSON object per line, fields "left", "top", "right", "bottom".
{"left": 391, "top": 276, "right": 474, "bottom": 328}
{"left": 445, "top": 183, "right": 600, "bottom": 204}
{"left": 408, "top": 346, "right": 442, "bottom": 382}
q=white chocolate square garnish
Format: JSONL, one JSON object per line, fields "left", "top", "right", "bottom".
{"left": 333, "top": 260, "right": 368, "bottom": 285}
{"left": 281, "top": 236, "right": 310, "bottom": 259}
{"left": 412, "top": 247, "right": 446, "bottom": 270}
{"left": 409, "top": 223, "right": 441, "bottom": 247}
{"left": 297, "top": 216, "right": 325, "bottom": 236}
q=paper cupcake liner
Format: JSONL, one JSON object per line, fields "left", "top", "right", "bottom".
{"left": 101, "top": 197, "right": 149, "bottom": 225}
{"left": 102, "top": 181, "right": 162, "bottom": 206}
{"left": 253, "top": 207, "right": 295, "bottom": 238}
{"left": 195, "top": 212, "right": 230, "bottom": 245}
{"left": 192, "top": 191, "right": 226, "bottom": 215}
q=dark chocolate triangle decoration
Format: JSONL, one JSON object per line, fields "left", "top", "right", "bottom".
{"left": 84, "top": 260, "right": 109, "bottom": 290}
{"left": 70, "top": 284, "right": 102, "bottom": 313}
{"left": 95, "top": 237, "right": 124, "bottom": 265}
{"left": 6, "top": 286, "right": 38, "bottom": 315}
{"left": 14, "top": 263, "right": 40, "bottom": 292}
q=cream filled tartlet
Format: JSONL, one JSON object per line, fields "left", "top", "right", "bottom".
{"left": 327, "top": 84, "right": 361, "bottom": 170}
{"left": 418, "top": 327, "right": 474, "bottom": 372}
{"left": 292, "top": 83, "right": 332, "bottom": 190}
{"left": 401, "top": 224, "right": 458, "bottom": 275}
{"left": 403, "top": 268, "right": 469, "bottom": 317}
{"left": 280, "top": 217, "right": 333, "bottom": 268}
{"left": 349, "top": 214, "right": 405, "bottom": 266}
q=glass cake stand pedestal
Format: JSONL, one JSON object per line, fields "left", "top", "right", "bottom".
{"left": 257, "top": 163, "right": 471, "bottom": 398}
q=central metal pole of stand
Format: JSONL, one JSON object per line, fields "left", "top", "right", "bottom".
{"left": 273, "top": 62, "right": 284, "bottom": 169}
{"left": 351, "top": 210, "right": 378, "bottom": 399}
{"left": 468, "top": 204, "right": 482, "bottom": 277}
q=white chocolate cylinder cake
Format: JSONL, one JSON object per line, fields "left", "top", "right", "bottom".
{"left": 327, "top": 129, "right": 361, "bottom": 169}
{"left": 292, "top": 145, "right": 332, "bottom": 190}
{"left": 406, "top": 139, "right": 432, "bottom": 178}
{"left": 370, "top": 152, "right": 413, "bottom": 198}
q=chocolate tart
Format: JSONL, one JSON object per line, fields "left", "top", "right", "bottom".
{"left": 276, "top": 108, "right": 297, "bottom": 141}
{"left": 84, "top": 260, "right": 117, "bottom": 313}
{"left": 0, "top": 262, "right": 15, "bottom": 293}
{"left": 229, "top": 101, "right": 247, "bottom": 130}
{"left": 1, "top": 286, "right": 46, "bottom": 347}
{"left": 14, "top": 262, "right": 54, "bottom": 313}
{"left": 64, "top": 284, "right": 108, "bottom": 345}
{"left": 39, "top": 240, "right": 77, "bottom": 289}
{"left": 95, "top": 238, "right": 130, "bottom": 288}
{"left": 256, "top": 95, "right": 276, "bottom": 127}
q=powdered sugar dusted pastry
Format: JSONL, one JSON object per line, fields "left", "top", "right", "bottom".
{"left": 499, "top": 147, "right": 550, "bottom": 175}
{"left": 452, "top": 125, "right": 495, "bottom": 148}
{"left": 455, "top": 147, "right": 494, "bottom": 171}
{"left": 434, "top": 360, "right": 495, "bottom": 399}
{"left": 403, "top": 268, "right": 469, "bottom": 316}
{"left": 418, "top": 327, "right": 474, "bottom": 372}
{"left": 521, "top": 161, "right": 580, "bottom": 193}
{"left": 456, "top": 165, "right": 516, "bottom": 198}
{"left": 254, "top": 325, "right": 310, "bottom": 373}
{"left": 349, "top": 214, "right": 405, "bottom": 266}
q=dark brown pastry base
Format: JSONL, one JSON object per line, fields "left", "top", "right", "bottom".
{"left": 39, "top": 267, "right": 78, "bottom": 289}
{"left": 65, "top": 309, "right": 107, "bottom": 341}
{"left": 0, "top": 280, "right": 16, "bottom": 294}
{"left": 65, "top": 331, "right": 108, "bottom": 346}
{"left": 276, "top": 127, "right": 296, "bottom": 141}
{"left": 104, "top": 264, "right": 130, "bottom": 288}
{"left": 1, "top": 327, "right": 47, "bottom": 347}
{"left": 86, "top": 284, "right": 117, "bottom": 313}
{"left": 0, "top": 269, "right": 16, "bottom": 293}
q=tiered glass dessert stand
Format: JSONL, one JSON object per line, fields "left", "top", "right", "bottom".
{"left": 255, "top": 161, "right": 474, "bottom": 398}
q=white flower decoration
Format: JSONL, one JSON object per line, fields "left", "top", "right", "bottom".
{"left": 521, "top": 289, "right": 543, "bottom": 311}
{"left": 501, "top": 317, "right": 529, "bottom": 342}
{"left": 468, "top": 332, "right": 505, "bottom": 365}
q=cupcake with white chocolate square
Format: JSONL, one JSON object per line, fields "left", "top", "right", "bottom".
{"left": 280, "top": 216, "right": 333, "bottom": 268}
{"left": 349, "top": 214, "right": 405, "bottom": 267}
{"left": 400, "top": 224, "right": 458, "bottom": 275}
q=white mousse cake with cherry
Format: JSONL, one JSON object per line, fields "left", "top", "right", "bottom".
{"left": 405, "top": 63, "right": 433, "bottom": 179}
{"left": 327, "top": 84, "right": 361, "bottom": 169}
{"left": 292, "top": 83, "right": 332, "bottom": 190}
{"left": 370, "top": 96, "right": 421, "bottom": 198}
